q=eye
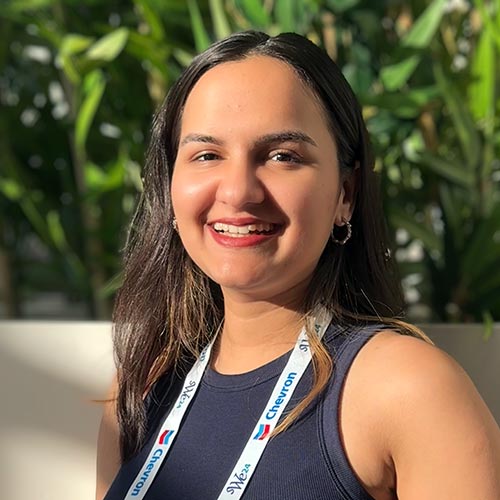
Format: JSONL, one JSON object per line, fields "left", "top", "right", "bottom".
{"left": 269, "top": 150, "right": 302, "bottom": 164}
{"left": 193, "top": 152, "right": 220, "bottom": 162}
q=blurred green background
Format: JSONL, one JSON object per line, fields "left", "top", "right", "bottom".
{"left": 0, "top": 0, "right": 499, "bottom": 325}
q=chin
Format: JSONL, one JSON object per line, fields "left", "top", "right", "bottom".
{"left": 209, "top": 271, "right": 266, "bottom": 292}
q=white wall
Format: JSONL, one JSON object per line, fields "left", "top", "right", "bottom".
{"left": 0, "top": 322, "right": 114, "bottom": 500}
{"left": 425, "top": 324, "right": 500, "bottom": 426}
{"left": 0, "top": 321, "right": 498, "bottom": 500}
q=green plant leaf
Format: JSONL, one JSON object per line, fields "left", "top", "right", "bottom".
{"left": 45, "top": 213, "right": 86, "bottom": 282}
{"left": 474, "top": 0, "right": 500, "bottom": 50}
{"left": 439, "top": 183, "right": 463, "bottom": 251}
{"left": 187, "top": 0, "right": 211, "bottom": 52}
{"left": 461, "top": 203, "right": 500, "bottom": 284}
{"left": 496, "top": 0, "right": 500, "bottom": 49}
{"left": 343, "top": 42, "right": 373, "bottom": 94}
{"left": 2, "top": 181, "right": 53, "bottom": 247}
{"left": 173, "top": 47, "right": 194, "bottom": 67}
{"left": 381, "top": 0, "right": 447, "bottom": 91}
{"left": 59, "top": 34, "right": 95, "bottom": 56}
{"left": 75, "top": 70, "right": 106, "bottom": 153}
{"left": 363, "top": 86, "right": 439, "bottom": 118}
{"left": 0, "top": 163, "right": 54, "bottom": 246}
{"left": 434, "top": 64, "right": 482, "bottom": 169}
{"left": 98, "top": 271, "right": 124, "bottom": 299}
{"left": 275, "top": 0, "right": 296, "bottom": 32}
{"left": 468, "top": 25, "right": 495, "bottom": 123}
{"left": 366, "top": 110, "right": 400, "bottom": 136}
{"left": 209, "top": 0, "right": 231, "bottom": 40}
{"left": 326, "top": 0, "right": 360, "bottom": 12}
{"left": 126, "top": 32, "right": 170, "bottom": 74}
{"left": 85, "top": 27, "right": 129, "bottom": 62}
{"left": 380, "top": 55, "right": 420, "bottom": 91}
{"left": 235, "top": 0, "right": 271, "bottom": 27}
{"left": 84, "top": 162, "right": 107, "bottom": 191}
{"left": 0, "top": 178, "right": 23, "bottom": 201}
{"left": 4, "top": 0, "right": 53, "bottom": 11}
{"left": 133, "top": 0, "right": 165, "bottom": 42}
{"left": 57, "top": 53, "right": 81, "bottom": 84}
{"left": 31, "top": 20, "right": 62, "bottom": 46}
{"left": 416, "top": 153, "right": 475, "bottom": 187}
{"left": 389, "top": 208, "right": 442, "bottom": 253}
{"left": 46, "top": 210, "right": 68, "bottom": 252}
{"left": 403, "top": 0, "right": 447, "bottom": 49}
{"left": 85, "top": 154, "right": 126, "bottom": 194}
{"left": 482, "top": 310, "right": 493, "bottom": 341}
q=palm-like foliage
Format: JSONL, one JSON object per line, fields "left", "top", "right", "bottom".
{"left": 1, "top": 0, "right": 498, "bottom": 323}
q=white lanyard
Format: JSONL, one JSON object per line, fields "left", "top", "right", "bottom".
{"left": 124, "top": 309, "right": 332, "bottom": 500}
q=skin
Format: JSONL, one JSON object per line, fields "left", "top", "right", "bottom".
{"left": 96, "top": 56, "right": 500, "bottom": 499}
{"left": 171, "top": 55, "right": 354, "bottom": 372}
{"left": 96, "top": 378, "right": 120, "bottom": 500}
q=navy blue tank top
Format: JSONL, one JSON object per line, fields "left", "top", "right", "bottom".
{"left": 104, "top": 323, "right": 387, "bottom": 499}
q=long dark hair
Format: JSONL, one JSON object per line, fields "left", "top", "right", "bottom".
{"left": 113, "top": 30, "right": 423, "bottom": 461}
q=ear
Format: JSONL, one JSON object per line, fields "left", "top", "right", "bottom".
{"left": 335, "top": 162, "right": 358, "bottom": 224}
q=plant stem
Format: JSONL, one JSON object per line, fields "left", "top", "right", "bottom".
{"left": 53, "top": 1, "right": 110, "bottom": 319}
{"left": 0, "top": 216, "right": 19, "bottom": 318}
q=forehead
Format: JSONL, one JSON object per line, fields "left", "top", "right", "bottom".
{"left": 180, "top": 55, "right": 330, "bottom": 137}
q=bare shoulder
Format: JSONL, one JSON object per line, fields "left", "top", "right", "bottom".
{"left": 357, "top": 330, "right": 496, "bottom": 416}
{"left": 342, "top": 329, "right": 500, "bottom": 500}
{"left": 355, "top": 329, "right": 472, "bottom": 389}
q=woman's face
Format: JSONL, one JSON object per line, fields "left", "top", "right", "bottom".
{"left": 171, "top": 55, "right": 354, "bottom": 302}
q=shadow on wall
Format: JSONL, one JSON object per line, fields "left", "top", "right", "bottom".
{"left": 0, "top": 322, "right": 114, "bottom": 500}
{"left": 425, "top": 324, "right": 500, "bottom": 425}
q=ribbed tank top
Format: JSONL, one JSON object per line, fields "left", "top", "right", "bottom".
{"left": 104, "top": 323, "right": 388, "bottom": 500}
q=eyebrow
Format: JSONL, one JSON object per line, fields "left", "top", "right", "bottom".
{"left": 256, "top": 131, "right": 317, "bottom": 148}
{"left": 179, "top": 130, "right": 317, "bottom": 148}
{"left": 179, "top": 133, "right": 223, "bottom": 147}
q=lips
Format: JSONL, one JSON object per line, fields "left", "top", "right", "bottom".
{"left": 212, "top": 222, "right": 275, "bottom": 236}
{"left": 207, "top": 218, "right": 281, "bottom": 246}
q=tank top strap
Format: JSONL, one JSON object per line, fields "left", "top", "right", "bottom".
{"left": 319, "top": 323, "right": 392, "bottom": 500}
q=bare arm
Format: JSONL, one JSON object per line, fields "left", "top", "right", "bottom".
{"left": 382, "top": 335, "right": 500, "bottom": 499}
{"left": 96, "top": 377, "right": 121, "bottom": 500}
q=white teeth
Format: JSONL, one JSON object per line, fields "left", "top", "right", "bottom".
{"left": 212, "top": 222, "right": 274, "bottom": 235}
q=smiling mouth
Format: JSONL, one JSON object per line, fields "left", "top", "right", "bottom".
{"left": 212, "top": 222, "right": 277, "bottom": 236}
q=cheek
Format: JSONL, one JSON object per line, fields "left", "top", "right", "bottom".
{"left": 296, "top": 185, "right": 339, "bottom": 253}
{"left": 171, "top": 170, "right": 215, "bottom": 220}
{"left": 278, "top": 187, "right": 334, "bottom": 259}
{"left": 285, "top": 178, "right": 338, "bottom": 226}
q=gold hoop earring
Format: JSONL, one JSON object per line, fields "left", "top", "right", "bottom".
{"left": 331, "top": 219, "right": 352, "bottom": 245}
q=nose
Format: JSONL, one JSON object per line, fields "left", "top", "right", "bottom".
{"left": 215, "top": 154, "right": 265, "bottom": 208}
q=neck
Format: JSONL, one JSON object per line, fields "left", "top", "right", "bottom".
{"left": 211, "top": 285, "right": 308, "bottom": 375}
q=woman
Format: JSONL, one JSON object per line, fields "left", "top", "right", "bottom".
{"left": 97, "top": 31, "right": 500, "bottom": 499}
